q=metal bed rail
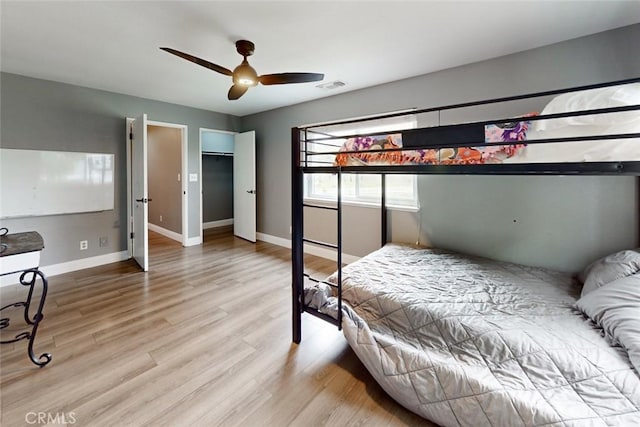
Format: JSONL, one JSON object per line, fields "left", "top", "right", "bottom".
{"left": 301, "top": 77, "right": 640, "bottom": 133}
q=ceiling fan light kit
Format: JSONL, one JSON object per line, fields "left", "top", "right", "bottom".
{"left": 161, "top": 40, "right": 324, "bottom": 100}
{"left": 232, "top": 63, "right": 258, "bottom": 87}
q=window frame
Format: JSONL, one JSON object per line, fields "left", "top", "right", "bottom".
{"left": 303, "top": 115, "right": 419, "bottom": 210}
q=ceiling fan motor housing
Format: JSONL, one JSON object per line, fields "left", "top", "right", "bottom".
{"left": 235, "top": 40, "right": 255, "bottom": 57}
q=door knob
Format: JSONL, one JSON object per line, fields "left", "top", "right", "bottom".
{"left": 135, "top": 198, "right": 153, "bottom": 203}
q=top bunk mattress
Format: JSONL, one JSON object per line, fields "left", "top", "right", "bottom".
{"left": 330, "top": 83, "right": 640, "bottom": 167}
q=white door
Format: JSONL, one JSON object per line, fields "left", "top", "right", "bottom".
{"left": 131, "top": 114, "right": 149, "bottom": 271}
{"left": 233, "top": 131, "right": 256, "bottom": 242}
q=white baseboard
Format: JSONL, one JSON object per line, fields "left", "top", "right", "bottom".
{"left": 149, "top": 223, "right": 213, "bottom": 247}
{"left": 0, "top": 250, "right": 130, "bottom": 288}
{"left": 256, "top": 233, "right": 290, "bottom": 248}
{"left": 185, "top": 236, "right": 202, "bottom": 247}
{"left": 149, "top": 224, "right": 207, "bottom": 247}
{"left": 203, "top": 219, "right": 233, "bottom": 229}
{"left": 148, "top": 223, "right": 183, "bottom": 243}
{"left": 256, "top": 232, "right": 360, "bottom": 264}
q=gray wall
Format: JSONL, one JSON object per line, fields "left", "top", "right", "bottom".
{"left": 202, "top": 154, "right": 233, "bottom": 222}
{"left": 148, "top": 125, "right": 182, "bottom": 233}
{"left": 241, "top": 24, "right": 640, "bottom": 272}
{"left": 0, "top": 72, "right": 239, "bottom": 266}
{"left": 417, "top": 175, "right": 636, "bottom": 272}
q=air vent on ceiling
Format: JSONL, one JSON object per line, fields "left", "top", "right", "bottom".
{"left": 316, "top": 80, "right": 346, "bottom": 90}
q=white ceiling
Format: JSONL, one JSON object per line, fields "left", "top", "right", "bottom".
{"left": 2, "top": 1, "right": 639, "bottom": 117}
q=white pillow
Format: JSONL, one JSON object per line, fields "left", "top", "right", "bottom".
{"left": 534, "top": 83, "right": 640, "bottom": 131}
{"left": 575, "top": 274, "right": 640, "bottom": 375}
{"left": 579, "top": 249, "right": 640, "bottom": 297}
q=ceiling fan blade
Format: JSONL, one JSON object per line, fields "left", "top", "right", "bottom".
{"left": 160, "top": 47, "right": 232, "bottom": 76}
{"left": 259, "top": 72, "right": 324, "bottom": 85}
{"left": 228, "top": 85, "right": 249, "bottom": 100}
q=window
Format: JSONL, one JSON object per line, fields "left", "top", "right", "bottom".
{"left": 304, "top": 115, "right": 418, "bottom": 209}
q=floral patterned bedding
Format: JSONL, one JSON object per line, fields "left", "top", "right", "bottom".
{"left": 334, "top": 120, "right": 531, "bottom": 166}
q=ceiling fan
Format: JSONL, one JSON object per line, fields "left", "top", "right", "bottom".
{"left": 161, "top": 40, "right": 324, "bottom": 100}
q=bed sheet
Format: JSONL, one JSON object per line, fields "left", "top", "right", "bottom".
{"left": 312, "top": 244, "right": 640, "bottom": 426}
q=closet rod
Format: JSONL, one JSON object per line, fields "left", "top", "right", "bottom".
{"left": 202, "top": 151, "right": 233, "bottom": 157}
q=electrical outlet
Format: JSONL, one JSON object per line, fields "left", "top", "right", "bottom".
{"left": 80, "top": 240, "right": 88, "bottom": 250}
{"left": 160, "top": 215, "right": 163, "bottom": 222}
{"left": 99, "top": 236, "right": 108, "bottom": 247}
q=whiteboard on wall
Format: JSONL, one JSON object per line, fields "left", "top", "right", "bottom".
{"left": 0, "top": 149, "right": 115, "bottom": 218}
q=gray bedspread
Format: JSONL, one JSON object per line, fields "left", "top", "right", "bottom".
{"left": 315, "top": 244, "right": 640, "bottom": 426}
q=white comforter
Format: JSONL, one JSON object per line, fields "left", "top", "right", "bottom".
{"left": 324, "top": 244, "right": 640, "bottom": 426}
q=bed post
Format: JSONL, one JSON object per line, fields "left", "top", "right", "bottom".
{"left": 337, "top": 168, "right": 343, "bottom": 330}
{"left": 381, "top": 173, "right": 387, "bottom": 246}
{"left": 292, "top": 127, "right": 304, "bottom": 343}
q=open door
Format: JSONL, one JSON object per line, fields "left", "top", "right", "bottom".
{"left": 131, "top": 114, "right": 150, "bottom": 271}
{"left": 233, "top": 130, "right": 256, "bottom": 242}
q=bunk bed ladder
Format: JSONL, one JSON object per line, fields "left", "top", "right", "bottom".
{"left": 291, "top": 127, "right": 387, "bottom": 343}
{"left": 299, "top": 169, "right": 343, "bottom": 329}
{"left": 292, "top": 127, "right": 344, "bottom": 343}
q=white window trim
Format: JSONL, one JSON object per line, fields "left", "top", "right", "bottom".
{"left": 303, "top": 196, "right": 420, "bottom": 213}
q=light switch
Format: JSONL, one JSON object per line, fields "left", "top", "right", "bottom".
{"left": 189, "top": 173, "right": 198, "bottom": 182}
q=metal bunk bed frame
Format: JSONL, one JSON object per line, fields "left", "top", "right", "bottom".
{"left": 291, "top": 77, "right": 640, "bottom": 344}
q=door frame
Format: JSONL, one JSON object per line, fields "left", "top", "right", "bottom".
{"left": 199, "top": 127, "right": 237, "bottom": 239}
{"left": 126, "top": 117, "right": 189, "bottom": 258}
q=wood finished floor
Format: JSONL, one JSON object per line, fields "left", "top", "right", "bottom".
{"left": 1, "top": 230, "right": 431, "bottom": 426}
